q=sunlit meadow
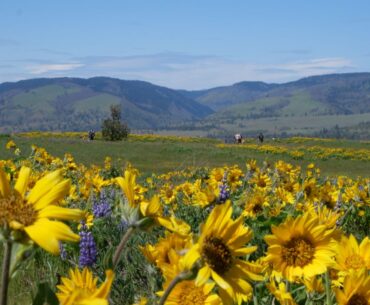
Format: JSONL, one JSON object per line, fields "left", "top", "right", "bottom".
{"left": 0, "top": 133, "right": 369, "bottom": 305}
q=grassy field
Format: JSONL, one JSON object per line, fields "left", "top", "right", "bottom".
{"left": 1, "top": 133, "right": 370, "bottom": 305}
{"left": 1, "top": 134, "right": 370, "bottom": 177}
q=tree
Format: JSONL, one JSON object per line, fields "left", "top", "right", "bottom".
{"left": 101, "top": 105, "right": 129, "bottom": 141}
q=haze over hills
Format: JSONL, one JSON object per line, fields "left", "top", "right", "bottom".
{"left": 1, "top": 73, "right": 370, "bottom": 138}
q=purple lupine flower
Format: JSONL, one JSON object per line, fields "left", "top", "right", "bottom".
{"left": 78, "top": 224, "right": 97, "bottom": 267}
{"left": 92, "top": 191, "right": 112, "bottom": 218}
{"left": 59, "top": 242, "right": 67, "bottom": 261}
{"left": 92, "top": 201, "right": 111, "bottom": 218}
{"left": 218, "top": 183, "right": 230, "bottom": 203}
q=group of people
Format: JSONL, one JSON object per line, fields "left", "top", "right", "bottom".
{"left": 233, "top": 132, "right": 264, "bottom": 144}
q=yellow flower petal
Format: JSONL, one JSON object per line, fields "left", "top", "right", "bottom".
{"left": 195, "top": 266, "right": 211, "bottom": 286}
{"left": 38, "top": 205, "right": 84, "bottom": 221}
{"left": 92, "top": 270, "right": 115, "bottom": 299}
{"left": 33, "top": 179, "right": 71, "bottom": 210}
{"left": 14, "top": 166, "right": 31, "bottom": 198}
{"left": 0, "top": 167, "right": 11, "bottom": 198}
{"left": 28, "top": 169, "right": 64, "bottom": 204}
{"left": 24, "top": 219, "right": 79, "bottom": 255}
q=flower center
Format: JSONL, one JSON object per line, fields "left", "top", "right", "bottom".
{"left": 347, "top": 294, "right": 368, "bottom": 305}
{"left": 252, "top": 203, "right": 263, "bottom": 214}
{"left": 285, "top": 184, "right": 294, "bottom": 192}
{"left": 178, "top": 281, "right": 207, "bottom": 305}
{"left": 0, "top": 194, "right": 37, "bottom": 228}
{"left": 166, "top": 190, "right": 173, "bottom": 198}
{"left": 202, "top": 236, "right": 233, "bottom": 275}
{"left": 304, "top": 185, "right": 312, "bottom": 197}
{"left": 345, "top": 254, "right": 365, "bottom": 270}
{"left": 282, "top": 237, "right": 315, "bottom": 267}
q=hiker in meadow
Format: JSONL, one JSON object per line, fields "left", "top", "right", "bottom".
{"left": 258, "top": 132, "right": 264, "bottom": 143}
{"left": 234, "top": 133, "right": 243, "bottom": 144}
{"left": 88, "top": 129, "right": 95, "bottom": 141}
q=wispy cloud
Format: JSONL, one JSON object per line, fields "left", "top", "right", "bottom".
{"left": 26, "top": 63, "right": 85, "bottom": 74}
{"left": 1, "top": 53, "right": 356, "bottom": 89}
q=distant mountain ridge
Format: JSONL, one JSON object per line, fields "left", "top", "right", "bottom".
{"left": 179, "top": 81, "right": 278, "bottom": 110}
{"left": 176, "top": 72, "right": 370, "bottom": 138}
{"left": 0, "top": 77, "right": 213, "bottom": 132}
{"left": 181, "top": 72, "right": 370, "bottom": 113}
{"left": 1, "top": 73, "right": 370, "bottom": 137}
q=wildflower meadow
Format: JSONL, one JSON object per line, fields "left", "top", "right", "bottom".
{"left": 0, "top": 134, "right": 369, "bottom": 305}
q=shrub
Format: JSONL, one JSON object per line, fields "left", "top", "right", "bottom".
{"left": 101, "top": 105, "right": 129, "bottom": 141}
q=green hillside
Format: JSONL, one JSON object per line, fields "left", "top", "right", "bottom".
{"left": 172, "top": 73, "right": 370, "bottom": 138}
{"left": 182, "top": 73, "right": 370, "bottom": 114}
{"left": 0, "top": 77, "right": 213, "bottom": 132}
{"left": 1, "top": 73, "right": 370, "bottom": 138}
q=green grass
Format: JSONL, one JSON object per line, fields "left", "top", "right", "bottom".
{"left": 183, "top": 112, "right": 370, "bottom": 137}
{"left": 1, "top": 135, "right": 370, "bottom": 177}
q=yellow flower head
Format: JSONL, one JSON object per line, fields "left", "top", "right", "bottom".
{"left": 141, "top": 232, "right": 192, "bottom": 267}
{"left": 116, "top": 169, "right": 139, "bottom": 207}
{"left": 302, "top": 276, "right": 324, "bottom": 294}
{"left": 159, "top": 281, "right": 222, "bottom": 305}
{"left": 243, "top": 191, "right": 269, "bottom": 218}
{"left": 302, "top": 178, "right": 319, "bottom": 202}
{"left": 157, "top": 246, "right": 222, "bottom": 305}
{"left": 56, "top": 268, "right": 114, "bottom": 305}
{"left": 267, "top": 279, "right": 297, "bottom": 305}
{"left": 209, "top": 167, "right": 225, "bottom": 183}
{"left": 191, "top": 201, "right": 263, "bottom": 305}
{"left": 264, "top": 212, "right": 337, "bottom": 281}
{"left": 275, "top": 187, "right": 295, "bottom": 205}
{"left": 78, "top": 212, "right": 94, "bottom": 230}
{"left": 246, "top": 159, "right": 258, "bottom": 173}
{"left": 5, "top": 140, "right": 16, "bottom": 150}
{"left": 250, "top": 172, "right": 271, "bottom": 190}
{"left": 104, "top": 156, "right": 112, "bottom": 170}
{"left": 335, "top": 235, "right": 370, "bottom": 274}
{"left": 160, "top": 184, "right": 177, "bottom": 205}
{"left": 319, "top": 181, "right": 339, "bottom": 209}
{"left": 156, "top": 215, "right": 191, "bottom": 237}
{"left": 0, "top": 166, "right": 83, "bottom": 254}
{"left": 334, "top": 270, "right": 370, "bottom": 305}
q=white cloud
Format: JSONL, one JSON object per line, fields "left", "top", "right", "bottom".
{"left": 27, "top": 63, "right": 84, "bottom": 74}
{"left": 2, "top": 54, "right": 356, "bottom": 89}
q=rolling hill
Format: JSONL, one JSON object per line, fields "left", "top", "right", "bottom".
{"left": 174, "top": 73, "right": 370, "bottom": 138}
{"left": 0, "top": 77, "right": 213, "bottom": 132}
{"left": 1, "top": 73, "right": 370, "bottom": 138}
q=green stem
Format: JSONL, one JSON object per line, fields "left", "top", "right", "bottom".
{"left": 158, "top": 272, "right": 191, "bottom": 305}
{"left": 325, "top": 271, "right": 332, "bottom": 305}
{"left": 253, "top": 294, "right": 258, "bottom": 305}
{"left": 112, "top": 226, "right": 135, "bottom": 268}
{"left": 253, "top": 284, "right": 259, "bottom": 305}
{"left": 304, "top": 292, "right": 311, "bottom": 305}
{"left": 0, "top": 240, "right": 12, "bottom": 305}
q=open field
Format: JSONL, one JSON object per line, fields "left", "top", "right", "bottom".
{"left": 1, "top": 133, "right": 370, "bottom": 177}
{"left": 0, "top": 132, "right": 369, "bottom": 305}
{"left": 164, "top": 112, "right": 370, "bottom": 138}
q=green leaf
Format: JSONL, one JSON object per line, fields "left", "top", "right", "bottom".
{"left": 32, "top": 282, "right": 59, "bottom": 305}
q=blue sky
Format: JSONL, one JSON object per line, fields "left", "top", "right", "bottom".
{"left": 1, "top": 0, "right": 370, "bottom": 89}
